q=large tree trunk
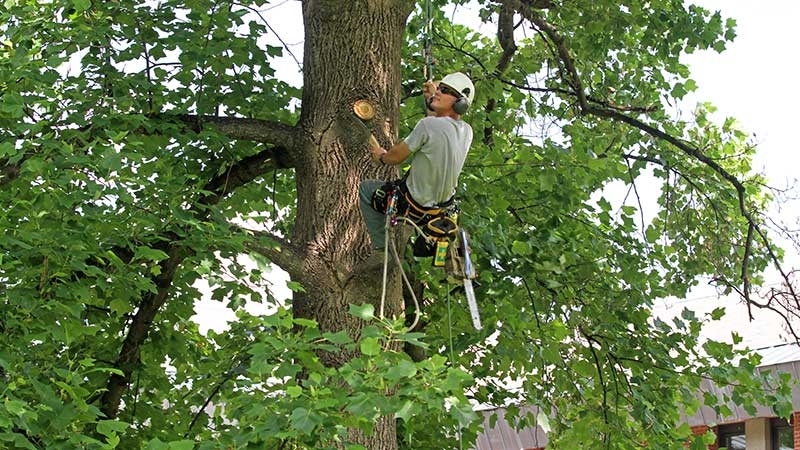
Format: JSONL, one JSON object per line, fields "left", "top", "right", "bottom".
{"left": 292, "top": 1, "right": 415, "bottom": 449}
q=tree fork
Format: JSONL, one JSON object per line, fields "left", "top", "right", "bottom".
{"left": 97, "top": 119, "right": 303, "bottom": 418}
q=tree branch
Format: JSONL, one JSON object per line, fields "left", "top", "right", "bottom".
{"left": 519, "top": 0, "right": 553, "bottom": 9}
{"left": 199, "top": 147, "right": 290, "bottom": 206}
{"left": 433, "top": 19, "right": 654, "bottom": 115}
{"left": 237, "top": 226, "right": 306, "bottom": 284}
{"left": 172, "top": 114, "right": 299, "bottom": 165}
{"left": 623, "top": 153, "right": 725, "bottom": 226}
{"left": 484, "top": 3, "right": 519, "bottom": 146}
{"left": 99, "top": 116, "right": 301, "bottom": 418}
{"left": 508, "top": 0, "right": 587, "bottom": 106}
{"left": 509, "top": 0, "right": 800, "bottom": 326}
{"left": 0, "top": 160, "right": 20, "bottom": 188}
{"left": 101, "top": 239, "right": 192, "bottom": 419}
{"left": 495, "top": 4, "right": 518, "bottom": 75}
{"left": 621, "top": 155, "right": 649, "bottom": 246}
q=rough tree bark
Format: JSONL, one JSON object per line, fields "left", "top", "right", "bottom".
{"left": 290, "top": 1, "right": 415, "bottom": 448}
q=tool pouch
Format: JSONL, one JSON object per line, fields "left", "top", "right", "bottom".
{"left": 413, "top": 234, "right": 436, "bottom": 257}
{"left": 424, "top": 215, "right": 457, "bottom": 238}
{"left": 412, "top": 215, "right": 458, "bottom": 258}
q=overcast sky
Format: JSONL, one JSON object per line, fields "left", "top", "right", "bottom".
{"left": 654, "top": 1, "right": 800, "bottom": 349}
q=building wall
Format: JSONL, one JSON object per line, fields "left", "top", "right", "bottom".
{"left": 478, "top": 410, "right": 800, "bottom": 449}
{"left": 691, "top": 425, "right": 718, "bottom": 450}
{"left": 795, "top": 411, "right": 800, "bottom": 449}
{"left": 746, "top": 418, "right": 769, "bottom": 450}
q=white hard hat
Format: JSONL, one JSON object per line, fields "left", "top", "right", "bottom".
{"left": 439, "top": 72, "right": 475, "bottom": 105}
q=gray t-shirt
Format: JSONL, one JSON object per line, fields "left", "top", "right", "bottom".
{"left": 403, "top": 116, "right": 473, "bottom": 207}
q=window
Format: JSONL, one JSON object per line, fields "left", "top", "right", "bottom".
{"left": 719, "top": 423, "right": 746, "bottom": 450}
{"left": 771, "top": 418, "right": 793, "bottom": 450}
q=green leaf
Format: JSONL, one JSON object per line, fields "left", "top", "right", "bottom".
{"left": 289, "top": 407, "right": 321, "bottom": 434}
{"left": 645, "top": 226, "right": 660, "bottom": 243}
{"left": 72, "top": 0, "right": 91, "bottom": 13}
{"left": 144, "top": 438, "right": 170, "bottom": 450}
{"left": 551, "top": 321, "right": 568, "bottom": 340}
{"left": 0, "top": 433, "right": 38, "bottom": 450}
{"left": 323, "top": 330, "right": 353, "bottom": 345}
{"left": 395, "top": 400, "right": 415, "bottom": 421}
{"left": 0, "top": 141, "right": 15, "bottom": 158}
{"left": 346, "top": 393, "right": 380, "bottom": 419}
{"left": 133, "top": 246, "right": 169, "bottom": 262}
{"left": 96, "top": 420, "right": 130, "bottom": 437}
{"left": 286, "top": 281, "right": 306, "bottom": 292}
{"left": 446, "top": 396, "right": 478, "bottom": 427}
{"left": 536, "top": 409, "right": 552, "bottom": 433}
{"left": 286, "top": 386, "right": 302, "bottom": 398}
{"left": 4, "top": 399, "right": 27, "bottom": 416}
{"left": 511, "top": 240, "right": 532, "bottom": 256}
{"left": 0, "top": 92, "right": 24, "bottom": 118}
{"left": 168, "top": 440, "right": 196, "bottom": 450}
{"left": 360, "top": 337, "right": 381, "bottom": 356}
{"left": 293, "top": 318, "right": 317, "bottom": 329}
{"left": 349, "top": 303, "right": 375, "bottom": 321}
{"left": 386, "top": 359, "right": 417, "bottom": 382}
{"left": 110, "top": 297, "right": 132, "bottom": 315}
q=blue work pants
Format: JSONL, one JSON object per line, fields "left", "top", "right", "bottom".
{"left": 359, "top": 180, "right": 389, "bottom": 250}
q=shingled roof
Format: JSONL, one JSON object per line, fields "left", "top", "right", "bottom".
{"left": 472, "top": 344, "right": 800, "bottom": 450}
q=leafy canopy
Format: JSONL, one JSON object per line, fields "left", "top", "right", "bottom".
{"left": 0, "top": 0, "right": 794, "bottom": 449}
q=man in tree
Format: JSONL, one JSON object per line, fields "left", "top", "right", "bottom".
{"left": 359, "top": 72, "right": 475, "bottom": 252}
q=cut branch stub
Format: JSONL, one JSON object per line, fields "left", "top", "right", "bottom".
{"left": 353, "top": 99, "right": 376, "bottom": 120}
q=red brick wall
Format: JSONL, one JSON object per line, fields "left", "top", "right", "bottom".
{"left": 690, "top": 425, "right": 718, "bottom": 450}
{"left": 794, "top": 411, "right": 800, "bottom": 450}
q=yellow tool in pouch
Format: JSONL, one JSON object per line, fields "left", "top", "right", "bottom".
{"left": 434, "top": 240, "right": 448, "bottom": 267}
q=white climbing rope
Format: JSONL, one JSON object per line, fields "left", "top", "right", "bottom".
{"left": 378, "top": 212, "right": 423, "bottom": 331}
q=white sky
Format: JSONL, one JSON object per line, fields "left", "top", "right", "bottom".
{"left": 655, "top": 0, "right": 800, "bottom": 350}
{"left": 192, "top": 1, "right": 800, "bottom": 348}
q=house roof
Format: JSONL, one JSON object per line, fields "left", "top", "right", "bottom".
{"left": 472, "top": 343, "right": 800, "bottom": 450}
{"left": 683, "top": 343, "right": 800, "bottom": 426}
{"left": 756, "top": 343, "right": 800, "bottom": 367}
{"left": 473, "top": 405, "right": 547, "bottom": 450}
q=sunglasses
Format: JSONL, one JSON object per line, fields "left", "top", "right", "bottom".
{"left": 437, "top": 84, "right": 462, "bottom": 98}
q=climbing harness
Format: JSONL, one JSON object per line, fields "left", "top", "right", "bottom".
{"left": 373, "top": 178, "right": 482, "bottom": 331}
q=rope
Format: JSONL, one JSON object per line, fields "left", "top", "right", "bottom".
{"left": 377, "top": 209, "right": 424, "bottom": 330}
{"left": 379, "top": 213, "right": 391, "bottom": 319}
{"left": 395, "top": 216, "right": 431, "bottom": 241}
{"left": 446, "top": 270, "right": 464, "bottom": 450}
{"left": 446, "top": 285, "right": 455, "bottom": 365}
{"left": 423, "top": 0, "right": 434, "bottom": 80}
{"left": 390, "top": 237, "right": 421, "bottom": 331}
